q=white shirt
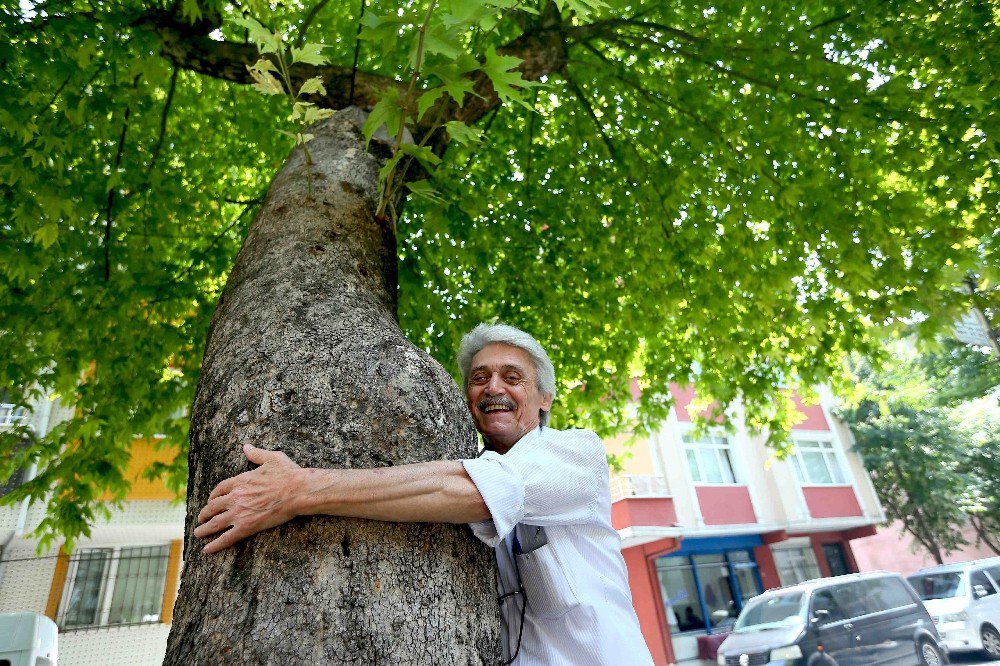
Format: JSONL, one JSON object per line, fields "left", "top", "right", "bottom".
{"left": 462, "top": 427, "right": 654, "bottom": 665}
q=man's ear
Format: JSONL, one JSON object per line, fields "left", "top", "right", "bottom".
{"left": 540, "top": 393, "right": 554, "bottom": 411}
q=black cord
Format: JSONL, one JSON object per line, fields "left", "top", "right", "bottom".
{"left": 505, "top": 548, "right": 527, "bottom": 665}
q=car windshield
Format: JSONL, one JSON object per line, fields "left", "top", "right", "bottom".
{"left": 907, "top": 572, "right": 967, "bottom": 600}
{"left": 733, "top": 592, "right": 806, "bottom": 633}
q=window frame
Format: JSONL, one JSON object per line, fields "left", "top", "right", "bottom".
{"left": 772, "top": 542, "right": 823, "bottom": 587}
{"left": 57, "top": 544, "right": 171, "bottom": 631}
{"left": 681, "top": 432, "right": 742, "bottom": 485}
{"left": 971, "top": 569, "right": 998, "bottom": 597}
{"left": 655, "top": 548, "right": 763, "bottom": 635}
{"left": 789, "top": 436, "right": 849, "bottom": 486}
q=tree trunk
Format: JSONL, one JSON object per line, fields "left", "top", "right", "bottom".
{"left": 163, "top": 108, "right": 500, "bottom": 665}
{"left": 970, "top": 515, "right": 1000, "bottom": 556}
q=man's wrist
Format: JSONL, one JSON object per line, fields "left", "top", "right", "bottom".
{"left": 291, "top": 467, "right": 339, "bottom": 517}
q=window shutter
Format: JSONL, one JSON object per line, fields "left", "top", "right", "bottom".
{"left": 161, "top": 539, "right": 183, "bottom": 623}
{"left": 44, "top": 545, "right": 70, "bottom": 621}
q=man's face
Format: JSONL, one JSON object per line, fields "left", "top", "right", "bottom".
{"left": 466, "top": 343, "right": 553, "bottom": 453}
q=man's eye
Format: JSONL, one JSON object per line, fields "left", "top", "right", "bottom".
{"left": 505, "top": 375, "right": 521, "bottom": 383}
{"left": 471, "top": 374, "right": 488, "bottom": 383}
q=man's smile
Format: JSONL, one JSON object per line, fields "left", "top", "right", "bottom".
{"left": 479, "top": 397, "right": 517, "bottom": 414}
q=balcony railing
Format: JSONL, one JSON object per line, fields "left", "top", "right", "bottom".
{"left": 0, "top": 403, "right": 27, "bottom": 427}
{"left": 610, "top": 474, "right": 670, "bottom": 502}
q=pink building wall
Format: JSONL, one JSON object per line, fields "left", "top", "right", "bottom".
{"left": 851, "top": 521, "right": 999, "bottom": 575}
{"left": 695, "top": 486, "right": 757, "bottom": 525}
{"left": 802, "top": 486, "right": 864, "bottom": 518}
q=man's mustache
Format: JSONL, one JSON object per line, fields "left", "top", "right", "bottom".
{"left": 477, "top": 397, "right": 516, "bottom": 412}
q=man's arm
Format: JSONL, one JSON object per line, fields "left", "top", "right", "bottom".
{"left": 194, "top": 443, "right": 491, "bottom": 554}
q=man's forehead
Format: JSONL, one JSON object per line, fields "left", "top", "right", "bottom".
{"left": 470, "top": 344, "right": 535, "bottom": 371}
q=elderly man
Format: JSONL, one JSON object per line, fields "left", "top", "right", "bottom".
{"left": 195, "top": 323, "right": 653, "bottom": 665}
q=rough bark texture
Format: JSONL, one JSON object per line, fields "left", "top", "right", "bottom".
{"left": 164, "top": 108, "right": 500, "bottom": 665}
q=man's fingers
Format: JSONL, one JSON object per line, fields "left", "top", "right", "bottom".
{"left": 197, "top": 496, "right": 227, "bottom": 525}
{"left": 193, "top": 511, "right": 231, "bottom": 539}
{"left": 202, "top": 527, "right": 246, "bottom": 555}
{"left": 243, "top": 442, "right": 275, "bottom": 465}
{"left": 209, "top": 470, "right": 254, "bottom": 500}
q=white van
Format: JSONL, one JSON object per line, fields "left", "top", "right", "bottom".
{"left": 0, "top": 612, "right": 58, "bottom": 666}
{"left": 907, "top": 556, "right": 1000, "bottom": 660}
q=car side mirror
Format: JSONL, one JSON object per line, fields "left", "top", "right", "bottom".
{"left": 973, "top": 584, "right": 989, "bottom": 600}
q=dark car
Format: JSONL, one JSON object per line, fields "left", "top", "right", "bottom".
{"left": 715, "top": 572, "right": 948, "bottom": 666}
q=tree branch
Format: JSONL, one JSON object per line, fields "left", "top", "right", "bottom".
{"left": 563, "top": 71, "right": 618, "bottom": 160}
{"left": 808, "top": 12, "right": 852, "bottom": 33}
{"left": 137, "top": 9, "right": 397, "bottom": 111}
{"left": 105, "top": 104, "right": 132, "bottom": 282}
{"left": 295, "top": 0, "right": 333, "bottom": 48}
{"left": 566, "top": 18, "right": 700, "bottom": 45}
{"left": 148, "top": 64, "right": 178, "bottom": 173}
{"left": 348, "top": 0, "right": 367, "bottom": 104}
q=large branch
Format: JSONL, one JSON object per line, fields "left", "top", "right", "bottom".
{"left": 138, "top": 10, "right": 399, "bottom": 111}
{"left": 138, "top": 5, "right": 573, "bottom": 151}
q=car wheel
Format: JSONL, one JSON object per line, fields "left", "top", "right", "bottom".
{"left": 918, "top": 639, "right": 943, "bottom": 666}
{"left": 983, "top": 624, "right": 1000, "bottom": 659}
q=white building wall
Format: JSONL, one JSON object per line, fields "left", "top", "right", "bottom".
{"left": 0, "top": 544, "right": 57, "bottom": 614}
{"left": 60, "top": 623, "right": 171, "bottom": 666}
{"left": 2, "top": 390, "right": 185, "bottom": 666}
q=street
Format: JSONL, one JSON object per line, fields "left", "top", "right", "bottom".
{"left": 951, "top": 653, "right": 1000, "bottom": 666}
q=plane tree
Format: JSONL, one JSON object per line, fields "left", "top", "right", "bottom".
{"left": 1, "top": 0, "right": 997, "bottom": 660}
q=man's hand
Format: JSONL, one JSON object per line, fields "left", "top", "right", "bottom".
{"left": 194, "top": 443, "right": 307, "bottom": 554}
{"left": 194, "top": 444, "right": 490, "bottom": 553}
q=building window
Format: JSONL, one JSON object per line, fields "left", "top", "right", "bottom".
{"left": 772, "top": 544, "right": 822, "bottom": 586}
{"left": 682, "top": 434, "right": 739, "bottom": 484}
{"left": 790, "top": 438, "right": 846, "bottom": 485}
{"left": 0, "top": 389, "right": 26, "bottom": 427}
{"left": 655, "top": 549, "right": 763, "bottom": 635}
{"left": 58, "top": 545, "right": 170, "bottom": 630}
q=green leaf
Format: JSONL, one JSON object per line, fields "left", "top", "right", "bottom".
{"left": 428, "top": 55, "right": 481, "bottom": 107}
{"left": 417, "top": 88, "right": 446, "bottom": 121}
{"left": 444, "top": 121, "right": 483, "bottom": 145}
{"left": 362, "top": 88, "right": 402, "bottom": 146}
{"left": 297, "top": 77, "right": 327, "bottom": 97}
{"left": 377, "top": 151, "right": 406, "bottom": 187}
{"left": 422, "top": 25, "right": 463, "bottom": 60}
{"left": 302, "top": 106, "right": 334, "bottom": 124}
{"left": 247, "top": 68, "right": 284, "bottom": 95}
{"left": 482, "top": 46, "right": 540, "bottom": 108}
{"left": 35, "top": 223, "right": 58, "bottom": 248}
{"left": 229, "top": 16, "right": 281, "bottom": 54}
{"left": 291, "top": 43, "right": 329, "bottom": 67}
{"left": 406, "top": 179, "right": 446, "bottom": 203}
{"left": 399, "top": 143, "right": 442, "bottom": 170}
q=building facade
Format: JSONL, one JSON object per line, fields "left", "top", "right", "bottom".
{"left": 607, "top": 385, "right": 884, "bottom": 665}
{"left": 0, "top": 392, "right": 183, "bottom": 666}
{"left": 3, "top": 383, "right": 884, "bottom": 665}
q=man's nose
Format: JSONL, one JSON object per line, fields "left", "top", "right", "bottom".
{"left": 485, "top": 374, "right": 505, "bottom": 394}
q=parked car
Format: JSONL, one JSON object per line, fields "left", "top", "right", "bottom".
{"left": 907, "top": 556, "right": 1000, "bottom": 660}
{"left": 715, "top": 572, "right": 947, "bottom": 665}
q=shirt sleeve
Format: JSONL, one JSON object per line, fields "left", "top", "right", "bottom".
{"left": 462, "top": 429, "right": 606, "bottom": 546}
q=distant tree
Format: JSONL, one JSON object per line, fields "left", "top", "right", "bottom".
{"left": 919, "top": 338, "right": 1000, "bottom": 406}
{"left": 957, "top": 400, "right": 1000, "bottom": 555}
{"left": 840, "top": 343, "right": 1000, "bottom": 563}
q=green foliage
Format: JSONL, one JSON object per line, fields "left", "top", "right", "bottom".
{"left": 839, "top": 342, "right": 1000, "bottom": 561}
{"left": 2, "top": 0, "right": 998, "bottom": 546}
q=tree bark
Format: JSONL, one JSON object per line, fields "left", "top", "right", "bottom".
{"left": 163, "top": 108, "right": 500, "bottom": 665}
{"left": 970, "top": 515, "right": 1000, "bottom": 556}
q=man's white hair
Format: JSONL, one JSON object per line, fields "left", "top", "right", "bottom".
{"left": 458, "top": 323, "right": 556, "bottom": 426}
